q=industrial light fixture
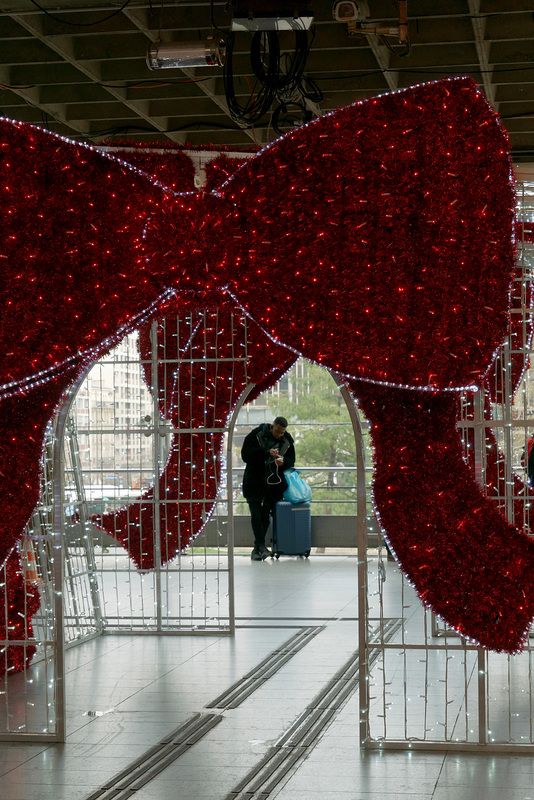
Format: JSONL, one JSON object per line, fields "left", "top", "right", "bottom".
{"left": 146, "top": 37, "right": 225, "bottom": 70}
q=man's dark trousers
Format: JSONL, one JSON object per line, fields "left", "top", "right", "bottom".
{"left": 247, "top": 498, "right": 275, "bottom": 549}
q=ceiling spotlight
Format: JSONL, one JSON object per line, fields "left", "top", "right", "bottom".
{"left": 332, "top": 0, "right": 369, "bottom": 22}
{"left": 147, "top": 38, "right": 225, "bottom": 70}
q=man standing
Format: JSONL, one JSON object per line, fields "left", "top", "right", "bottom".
{"left": 241, "top": 416, "right": 295, "bottom": 560}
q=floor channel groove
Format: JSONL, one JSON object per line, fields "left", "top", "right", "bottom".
{"left": 83, "top": 712, "right": 222, "bottom": 800}
{"left": 222, "top": 619, "right": 402, "bottom": 800}
{"left": 82, "top": 621, "right": 402, "bottom": 800}
{"left": 206, "top": 626, "right": 324, "bottom": 709}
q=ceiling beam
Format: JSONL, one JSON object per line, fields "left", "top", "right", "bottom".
{"left": 0, "top": 26, "right": 90, "bottom": 133}
{"left": 365, "top": 36, "right": 398, "bottom": 92}
{"left": 468, "top": 0, "right": 498, "bottom": 109}
{"left": 9, "top": 11, "right": 174, "bottom": 140}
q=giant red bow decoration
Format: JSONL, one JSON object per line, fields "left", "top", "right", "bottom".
{"left": 1, "top": 75, "right": 532, "bottom": 657}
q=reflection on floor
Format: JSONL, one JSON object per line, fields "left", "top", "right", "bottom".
{"left": 2, "top": 554, "right": 534, "bottom": 800}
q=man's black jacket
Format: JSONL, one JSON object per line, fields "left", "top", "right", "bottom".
{"left": 241, "top": 423, "right": 296, "bottom": 502}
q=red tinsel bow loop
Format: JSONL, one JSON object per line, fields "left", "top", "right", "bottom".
{"left": 141, "top": 76, "right": 516, "bottom": 393}
{"left": 214, "top": 76, "right": 515, "bottom": 392}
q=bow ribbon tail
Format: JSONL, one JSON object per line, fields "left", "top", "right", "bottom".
{"left": 0, "top": 367, "right": 82, "bottom": 680}
{"left": 351, "top": 380, "right": 534, "bottom": 653}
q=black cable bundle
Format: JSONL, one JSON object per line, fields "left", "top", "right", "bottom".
{"left": 271, "top": 101, "right": 313, "bottom": 135}
{"left": 224, "top": 28, "right": 312, "bottom": 127}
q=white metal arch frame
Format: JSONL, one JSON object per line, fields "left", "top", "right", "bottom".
{"left": 358, "top": 193, "right": 534, "bottom": 753}
{"left": 0, "top": 310, "right": 256, "bottom": 741}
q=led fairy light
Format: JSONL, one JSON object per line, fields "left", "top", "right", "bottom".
{"left": 0, "top": 287, "right": 193, "bottom": 402}
{"left": 464, "top": 229, "right": 534, "bottom": 532}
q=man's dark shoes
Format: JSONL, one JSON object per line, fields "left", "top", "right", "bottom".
{"left": 251, "top": 546, "right": 271, "bottom": 561}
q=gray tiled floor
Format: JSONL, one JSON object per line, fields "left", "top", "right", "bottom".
{"left": 2, "top": 554, "right": 534, "bottom": 800}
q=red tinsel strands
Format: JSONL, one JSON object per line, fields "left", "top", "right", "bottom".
{"left": 0, "top": 365, "right": 87, "bottom": 678}
{"left": 352, "top": 381, "right": 534, "bottom": 653}
{"left": 99, "top": 141, "right": 196, "bottom": 194}
{"left": 204, "top": 153, "right": 246, "bottom": 192}
{"left": 0, "top": 141, "right": 197, "bottom": 678}
{"left": 461, "top": 391, "right": 534, "bottom": 532}
{"left": 100, "top": 310, "right": 239, "bottom": 569}
{"left": 0, "top": 366, "right": 84, "bottom": 569}
{"left": 0, "top": 121, "right": 160, "bottom": 393}
{"left": 488, "top": 261, "right": 533, "bottom": 404}
{"left": 518, "top": 221, "right": 534, "bottom": 244}
{"left": 95, "top": 306, "right": 296, "bottom": 569}
{"left": 0, "top": 552, "right": 39, "bottom": 681}
{"left": 220, "top": 77, "right": 515, "bottom": 391}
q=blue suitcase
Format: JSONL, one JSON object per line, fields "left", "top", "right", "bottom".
{"left": 272, "top": 501, "right": 311, "bottom": 558}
